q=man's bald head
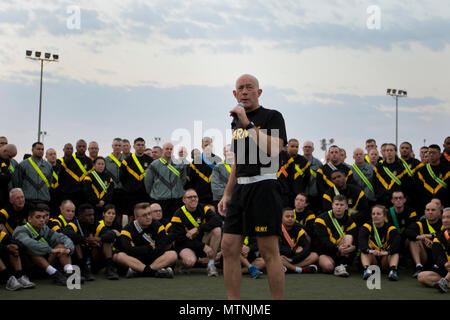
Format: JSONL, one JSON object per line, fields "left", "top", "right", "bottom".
{"left": 149, "top": 203, "right": 163, "bottom": 221}
{"left": 0, "top": 144, "right": 17, "bottom": 160}
{"left": 233, "top": 74, "right": 262, "bottom": 112}
{"left": 76, "top": 139, "right": 87, "bottom": 155}
{"left": 45, "top": 148, "right": 57, "bottom": 165}
{"left": 235, "top": 74, "right": 260, "bottom": 90}
{"left": 162, "top": 142, "right": 174, "bottom": 159}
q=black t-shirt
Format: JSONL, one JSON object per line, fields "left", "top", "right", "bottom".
{"left": 232, "top": 106, "right": 287, "bottom": 177}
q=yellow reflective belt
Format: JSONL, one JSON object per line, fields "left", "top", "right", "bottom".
{"left": 52, "top": 171, "right": 58, "bottom": 182}
{"left": 91, "top": 171, "right": 108, "bottom": 194}
{"left": 333, "top": 186, "right": 340, "bottom": 196}
{"left": 109, "top": 154, "right": 122, "bottom": 167}
{"left": 328, "top": 210, "right": 345, "bottom": 239}
{"left": 310, "top": 168, "right": 317, "bottom": 178}
{"left": 383, "top": 166, "right": 401, "bottom": 185}
{"left": 132, "top": 154, "right": 145, "bottom": 176}
{"left": 73, "top": 154, "right": 88, "bottom": 175}
{"left": 426, "top": 164, "right": 447, "bottom": 188}
{"left": 372, "top": 222, "right": 383, "bottom": 249}
{"left": 181, "top": 205, "right": 199, "bottom": 228}
{"left": 58, "top": 214, "right": 68, "bottom": 227}
{"left": 400, "top": 158, "right": 413, "bottom": 177}
{"left": 8, "top": 164, "right": 15, "bottom": 173}
{"left": 28, "top": 158, "right": 50, "bottom": 188}
{"left": 223, "top": 162, "right": 232, "bottom": 174}
{"left": 351, "top": 163, "right": 374, "bottom": 193}
{"left": 159, "top": 158, "right": 180, "bottom": 177}
{"left": 294, "top": 164, "right": 305, "bottom": 180}
{"left": 24, "top": 222, "right": 49, "bottom": 246}
{"left": 426, "top": 219, "right": 436, "bottom": 234}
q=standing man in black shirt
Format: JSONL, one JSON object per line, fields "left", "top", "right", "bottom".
{"left": 59, "top": 139, "right": 93, "bottom": 207}
{"left": 120, "top": 138, "right": 153, "bottom": 219}
{"left": 219, "top": 74, "right": 287, "bottom": 300}
{"left": 186, "top": 137, "right": 222, "bottom": 206}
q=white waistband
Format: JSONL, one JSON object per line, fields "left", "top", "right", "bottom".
{"left": 237, "top": 173, "right": 277, "bottom": 185}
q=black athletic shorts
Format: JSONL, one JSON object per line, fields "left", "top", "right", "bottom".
{"left": 223, "top": 179, "right": 283, "bottom": 237}
{"left": 134, "top": 250, "right": 165, "bottom": 265}
{"left": 435, "top": 266, "right": 448, "bottom": 278}
{"left": 175, "top": 238, "right": 207, "bottom": 258}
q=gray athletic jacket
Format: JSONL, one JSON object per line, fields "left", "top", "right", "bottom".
{"left": 13, "top": 157, "right": 54, "bottom": 202}
{"left": 144, "top": 158, "right": 186, "bottom": 200}
{"left": 13, "top": 224, "right": 74, "bottom": 256}
{"left": 305, "top": 157, "right": 323, "bottom": 197}
{"left": 351, "top": 162, "right": 376, "bottom": 201}
{"left": 211, "top": 162, "right": 232, "bottom": 201}
{"left": 105, "top": 153, "right": 124, "bottom": 189}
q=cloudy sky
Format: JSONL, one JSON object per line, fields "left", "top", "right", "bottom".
{"left": 1, "top": 0, "right": 449, "bottom": 162}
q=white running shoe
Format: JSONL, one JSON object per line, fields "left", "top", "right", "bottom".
{"left": 334, "top": 264, "right": 350, "bottom": 277}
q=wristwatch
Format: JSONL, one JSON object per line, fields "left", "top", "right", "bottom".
{"left": 245, "top": 122, "right": 255, "bottom": 130}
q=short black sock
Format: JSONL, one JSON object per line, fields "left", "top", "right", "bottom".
{"left": 14, "top": 270, "right": 23, "bottom": 279}
{"left": 105, "top": 258, "right": 113, "bottom": 267}
{"left": 0, "top": 269, "right": 12, "bottom": 283}
{"left": 143, "top": 266, "right": 156, "bottom": 277}
{"left": 390, "top": 266, "right": 398, "bottom": 271}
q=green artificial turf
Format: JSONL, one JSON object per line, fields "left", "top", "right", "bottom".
{"left": 0, "top": 267, "right": 448, "bottom": 300}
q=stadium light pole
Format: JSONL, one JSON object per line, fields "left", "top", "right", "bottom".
{"left": 386, "top": 88, "right": 407, "bottom": 148}
{"left": 25, "top": 50, "right": 59, "bottom": 142}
